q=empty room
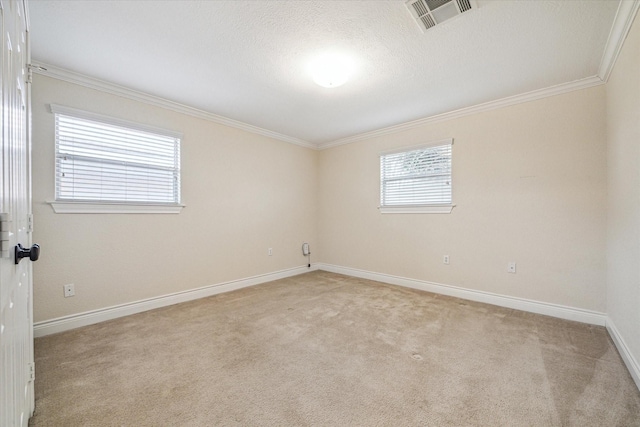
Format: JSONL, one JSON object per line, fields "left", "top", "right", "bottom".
{"left": 1, "top": 0, "right": 639, "bottom": 425}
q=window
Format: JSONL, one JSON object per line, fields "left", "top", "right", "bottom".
{"left": 380, "top": 139, "right": 453, "bottom": 214}
{"left": 50, "top": 105, "right": 183, "bottom": 213}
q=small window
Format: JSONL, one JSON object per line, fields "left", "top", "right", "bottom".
{"left": 51, "top": 105, "right": 182, "bottom": 212}
{"left": 380, "top": 139, "right": 453, "bottom": 214}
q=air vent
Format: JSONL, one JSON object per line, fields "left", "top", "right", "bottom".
{"left": 421, "top": 14, "right": 436, "bottom": 30}
{"left": 405, "top": 0, "right": 477, "bottom": 33}
{"left": 457, "top": 0, "right": 472, "bottom": 12}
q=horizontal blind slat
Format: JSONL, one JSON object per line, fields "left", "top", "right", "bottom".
{"left": 55, "top": 117, "right": 177, "bottom": 140}
{"left": 57, "top": 132, "right": 177, "bottom": 156}
{"left": 57, "top": 154, "right": 179, "bottom": 173}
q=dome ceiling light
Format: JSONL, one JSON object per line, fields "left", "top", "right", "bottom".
{"left": 309, "top": 53, "right": 354, "bottom": 88}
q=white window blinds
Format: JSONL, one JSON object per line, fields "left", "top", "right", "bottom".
{"left": 380, "top": 140, "right": 452, "bottom": 208}
{"left": 53, "top": 106, "right": 181, "bottom": 205}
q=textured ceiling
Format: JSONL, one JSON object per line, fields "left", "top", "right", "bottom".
{"left": 29, "top": 1, "right": 620, "bottom": 145}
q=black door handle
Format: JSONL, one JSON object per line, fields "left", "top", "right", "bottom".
{"left": 15, "top": 243, "right": 40, "bottom": 264}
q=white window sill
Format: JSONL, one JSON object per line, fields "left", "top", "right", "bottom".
{"left": 379, "top": 204, "right": 455, "bottom": 214}
{"left": 48, "top": 201, "right": 185, "bottom": 214}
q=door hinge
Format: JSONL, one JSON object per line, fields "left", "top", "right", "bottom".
{"left": 26, "top": 64, "right": 46, "bottom": 84}
{"left": 28, "top": 362, "right": 35, "bottom": 382}
{"left": 27, "top": 214, "right": 33, "bottom": 233}
{"left": 0, "top": 213, "right": 12, "bottom": 258}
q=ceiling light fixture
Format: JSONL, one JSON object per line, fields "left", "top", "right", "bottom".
{"left": 309, "top": 53, "right": 354, "bottom": 88}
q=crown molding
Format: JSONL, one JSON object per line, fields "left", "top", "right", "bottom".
{"left": 34, "top": 61, "right": 606, "bottom": 152}
{"left": 318, "top": 75, "right": 604, "bottom": 150}
{"left": 34, "top": 0, "right": 636, "bottom": 156}
{"left": 598, "top": 0, "right": 640, "bottom": 82}
{"left": 31, "top": 62, "right": 317, "bottom": 150}
{"left": 319, "top": 0, "right": 639, "bottom": 150}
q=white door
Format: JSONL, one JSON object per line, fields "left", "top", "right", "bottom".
{"left": 0, "top": 0, "right": 34, "bottom": 426}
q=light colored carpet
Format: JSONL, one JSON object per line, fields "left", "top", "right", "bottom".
{"left": 30, "top": 271, "right": 640, "bottom": 426}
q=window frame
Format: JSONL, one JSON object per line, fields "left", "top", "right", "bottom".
{"left": 49, "top": 104, "right": 184, "bottom": 214}
{"left": 379, "top": 138, "right": 454, "bottom": 214}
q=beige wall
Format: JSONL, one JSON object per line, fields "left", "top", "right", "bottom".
{"left": 606, "top": 13, "right": 640, "bottom": 373}
{"left": 32, "top": 61, "right": 613, "bottom": 323}
{"left": 32, "top": 75, "right": 318, "bottom": 322}
{"left": 318, "top": 86, "right": 608, "bottom": 312}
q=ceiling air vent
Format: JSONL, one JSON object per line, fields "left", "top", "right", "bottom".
{"left": 405, "top": 0, "right": 477, "bottom": 33}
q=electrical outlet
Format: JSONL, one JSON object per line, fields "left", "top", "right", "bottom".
{"left": 443, "top": 255, "right": 450, "bottom": 265}
{"left": 507, "top": 262, "right": 516, "bottom": 274}
{"left": 63, "top": 284, "right": 75, "bottom": 297}
{"left": 268, "top": 248, "right": 273, "bottom": 256}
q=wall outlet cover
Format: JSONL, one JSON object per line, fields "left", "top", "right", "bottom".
{"left": 63, "top": 284, "right": 75, "bottom": 297}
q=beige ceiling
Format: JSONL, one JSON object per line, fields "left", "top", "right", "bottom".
{"left": 29, "top": 1, "right": 624, "bottom": 147}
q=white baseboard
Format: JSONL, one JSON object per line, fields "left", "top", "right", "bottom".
{"left": 35, "top": 262, "right": 638, "bottom": 392}
{"left": 316, "top": 263, "right": 606, "bottom": 326}
{"left": 606, "top": 318, "right": 640, "bottom": 391}
{"left": 34, "top": 264, "right": 317, "bottom": 337}
{"left": 34, "top": 262, "right": 607, "bottom": 337}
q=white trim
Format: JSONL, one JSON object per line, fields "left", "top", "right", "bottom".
{"left": 32, "top": 63, "right": 605, "bottom": 153}
{"left": 379, "top": 205, "right": 454, "bottom": 214}
{"left": 606, "top": 318, "right": 640, "bottom": 391}
{"left": 318, "top": 76, "right": 604, "bottom": 150}
{"left": 48, "top": 201, "right": 185, "bottom": 214}
{"left": 33, "top": 264, "right": 318, "bottom": 337}
{"left": 379, "top": 138, "right": 453, "bottom": 156}
{"left": 33, "top": 0, "right": 639, "bottom": 156}
{"left": 598, "top": 0, "right": 640, "bottom": 82}
{"left": 33, "top": 64, "right": 610, "bottom": 153}
{"left": 50, "top": 104, "right": 183, "bottom": 139}
{"left": 31, "top": 260, "right": 639, "bottom": 393}
{"left": 316, "top": 263, "right": 606, "bottom": 326}
{"left": 32, "top": 62, "right": 317, "bottom": 150}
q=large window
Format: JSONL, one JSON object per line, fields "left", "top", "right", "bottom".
{"left": 380, "top": 139, "right": 453, "bottom": 214}
{"left": 51, "top": 105, "right": 182, "bottom": 213}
